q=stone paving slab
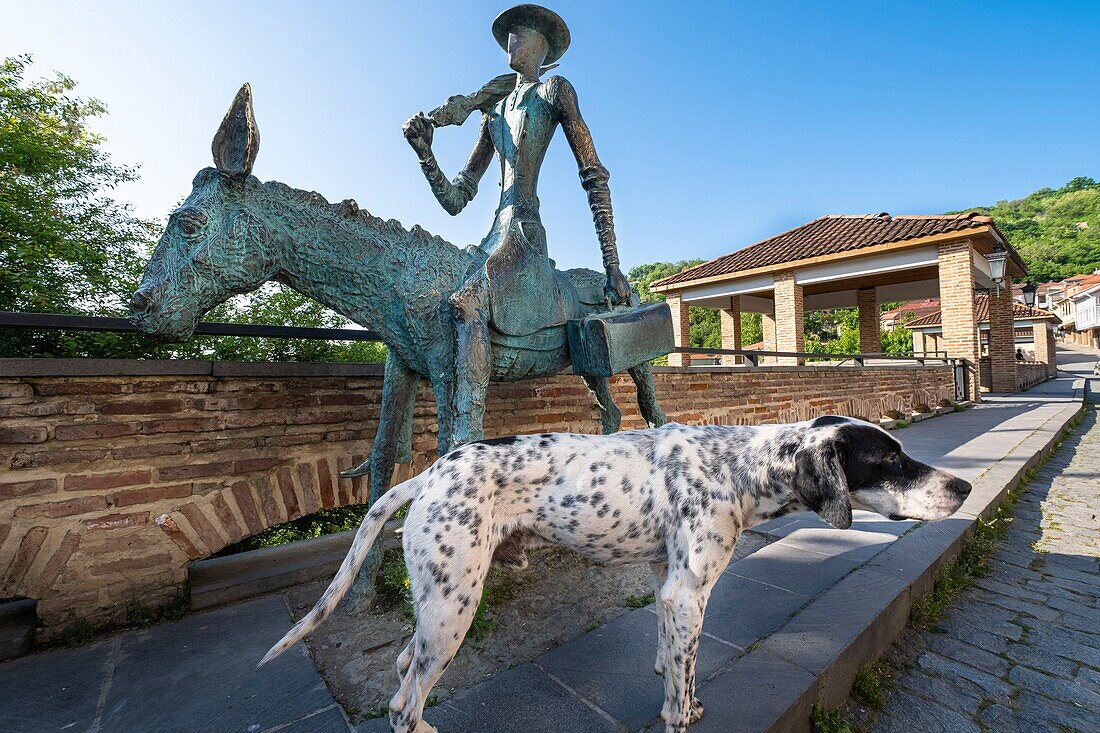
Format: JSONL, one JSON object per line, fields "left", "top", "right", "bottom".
{"left": 0, "top": 596, "right": 349, "bottom": 733}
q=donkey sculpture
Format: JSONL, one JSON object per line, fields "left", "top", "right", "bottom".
{"left": 131, "top": 85, "right": 668, "bottom": 585}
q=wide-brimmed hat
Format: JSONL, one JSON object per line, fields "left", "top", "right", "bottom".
{"left": 492, "top": 4, "right": 571, "bottom": 64}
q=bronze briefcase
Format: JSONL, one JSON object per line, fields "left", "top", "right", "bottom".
{"left": 566, "top": 302, "right": 674, "bottom": 378}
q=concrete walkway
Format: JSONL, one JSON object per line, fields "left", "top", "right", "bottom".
{"left": 871, "top": 359, "right": 1099, "bottom": 732}
{"left": 0, "top": 347, "right": 1092, "bottom": 733}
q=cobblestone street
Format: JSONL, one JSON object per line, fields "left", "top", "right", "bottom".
{"left": 872, "top": 407, "right": 1100, "bottom": 733}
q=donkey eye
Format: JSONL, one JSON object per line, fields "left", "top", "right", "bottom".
{"left": 177, "top": 211, "right": 208, "bottom": 239}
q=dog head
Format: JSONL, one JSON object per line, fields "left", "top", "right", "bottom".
{"left": 785, "top": 415, "right": 972, "bottom": 528}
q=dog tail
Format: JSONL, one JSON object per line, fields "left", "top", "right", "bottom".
{"left": 257, "top": 475, "right": 421, "bottom": 668}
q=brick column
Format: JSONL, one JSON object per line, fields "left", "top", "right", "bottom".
{"left": 719, "top": 296, "right": 742, "bottom": 365}
{"left": 857, "top": 288, "right": 880, "bottom": 354}
{"left": 760, "top": 309, "right": 777, "bottom": 365}
{"left": 1033, "top": 321, "right": 1058, "bottom": 377}
{"left": 773, "top": 271, "right": 804, "bottom": 365}
{"left": 987, "top": 287, "right": 1016, "bottom": 392}
{"left": 666, "top": 292, "right": 691, "bottom": 367}
{"left": 911, "top": 329, "right": 926, "bottom": 355}
{"left": 937, "top": 241, "right": 981, "bottom": 400}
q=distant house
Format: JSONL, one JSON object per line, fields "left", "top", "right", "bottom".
{"left": 880, "top": 298, "right": 941, "bottom": 328}
{"left": 904, "top": 295, "right": 1057, "bottom": 359}
{"left": 1067, "top": 281, "right": 1100, "bottom": 349}
{"left": 1041, "top": 272, "right": 1100, "bottom": 345}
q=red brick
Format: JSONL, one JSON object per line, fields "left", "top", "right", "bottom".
{"left": 210, "top": 494, "right": 244, "bottom": 544}
{"left": 83, "top": 512, "right": 149, "bottom": 531}
{"left": 0, "top": 478, "right": 57, "bottom": 501}
{"left": 65, "top": 470, "right": 151, "bottom": 492}
{"left": 113, "top": 483, "right": 191, "bottom": 508}
{"left": 143, "top": 417, "right": 219, "bottom": 434}
{"left": 254, "top": 476, "right": 284, "bottom": 526}
{"left": 298, "top": 463, "right": 321, "bottom": 515}
{"left": 157, "top": 462, "right": 233, "bottom": 482}
{"left": 89, "top": 552, "right": 173, "bottom": 576}
{"left": 229, "top": 481, "right": 264, "bottom": 535}
{"left": 317, "top": 458, "right": 336, "bottom": 509}
{"left": 54, "top": 423, "right": 140, "bottom": 441}
{"left": 112, "top": 443, "right": 188, "bottom": 460}
{"left": 32, "top": 382, "right": 127, "bottom": 396}
{"left": 14, "top": 496, "right": 107, "bottom": 519}
{"left": 233, "top": 458, "right": 281, "bottom": 474}
{"left": 276, "top": 468, "right": 301, "bottom": 520}
{"left": 36, "top": 530, "right": 80, "bottom": 591}
{"left": 155, "top": 514, "right": 203, "bottom": 560}
{"left": 180, "top": 503, "right": 225, "bottom": 553}
{"left": 11, "top": 448, "right": 108, "bottom": 468}
{"left": 100, "top": 398, "right": 184, "bottom": 415}
{"left": 0, "top": 426, "right": 48, "bottom": 444}
{"left": 4, "top": 526, "right": 48, "bottom": 589}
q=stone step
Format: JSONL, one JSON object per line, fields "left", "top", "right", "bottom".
{"left": 0, "top": 598, "right": 37, "bottom": 661}
{"left": 189, "top": 520, "right": 402, "bottom": 610}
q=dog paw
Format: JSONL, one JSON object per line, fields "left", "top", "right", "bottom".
{"left": 689, "top": 698, "right": 705, "bottom": 723}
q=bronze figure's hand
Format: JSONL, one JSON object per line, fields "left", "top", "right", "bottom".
{"left": 402, "top": 113, "right": 434, "bottom": 159}
{"left": 605, "top": 265, "right": 631, "bottom": 306}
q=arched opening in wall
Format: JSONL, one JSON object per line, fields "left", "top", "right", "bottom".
{"left": 188, "top": 504, "right": 406, "bottom": 612}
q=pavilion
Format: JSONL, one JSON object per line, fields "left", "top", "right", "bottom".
{"left": 650, "top": 212, "right": 1031, "bottom": 398}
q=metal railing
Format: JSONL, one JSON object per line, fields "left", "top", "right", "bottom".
{"left": 0, "top": 311, "right": 382, "bottom": 342}
{"left": 672, "top": 346, "right": 951, "bottom": 368}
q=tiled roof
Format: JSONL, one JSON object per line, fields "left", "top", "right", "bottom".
{"left": 881, "top": 299, "right": 941, "bottom": 322}
{"left": 905, "top": 295, "right": 1056, "bottom": 328}
{"left": 652, "top": 212, "right": 1008, "bottom": 288}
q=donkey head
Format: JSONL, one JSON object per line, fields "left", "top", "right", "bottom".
{"left": 131, "top": 84, "right": 278, "bottom": 341}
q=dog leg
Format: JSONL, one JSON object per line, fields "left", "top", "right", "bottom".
{"left": 390, "top": 535, "right": 491, "bottom": 733}
{"left": 649, "top": 561, "right": 669, "bottom": 676}
{"left": 657, "top": 569, "right": 708, "bottom": 733}
{"left": 582, "top": 375, "right": 622, "bottom": 434}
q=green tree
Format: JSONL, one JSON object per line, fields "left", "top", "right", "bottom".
{"left": 963, "top": 176, "right": 1100, "bottom": 283}
{"left": 0, "top": 56, "right": 383, "bottom": 363}
{"left": 0, "top": 55, "right": 161, "bottom": 357}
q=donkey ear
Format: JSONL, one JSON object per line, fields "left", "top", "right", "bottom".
{"left": 793, "top": 443, "right": 853, "bottom": 529}
{"left": 212, "top": 83, "right": 260, "bottom": 177}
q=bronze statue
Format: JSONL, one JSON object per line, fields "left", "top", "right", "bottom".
{"left": 402, "top": 3, "right": 636, "bottom": 446}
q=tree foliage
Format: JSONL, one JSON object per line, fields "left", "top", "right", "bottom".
{"left": 965, "top": 177, "right": 1100, "bottom": 283}
{"left": 0, "top": 56, "right": 383, "bottom": 363}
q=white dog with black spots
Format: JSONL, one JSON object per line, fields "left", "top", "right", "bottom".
{"left": 262, "top": 415, "right": 971, "bottom": 732}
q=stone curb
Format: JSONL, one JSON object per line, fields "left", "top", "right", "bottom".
{"left": 748, "top": 386, "right": 1085, "bottom": 731}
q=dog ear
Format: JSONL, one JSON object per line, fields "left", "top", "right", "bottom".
{"left": 793, "top": 442, "right": 853, "bottom": 529}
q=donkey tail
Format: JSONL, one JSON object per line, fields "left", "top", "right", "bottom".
{"left": 258, "top": 476, "right": 421, "bottom": 667}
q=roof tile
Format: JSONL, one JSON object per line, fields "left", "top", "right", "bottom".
{"left": 653, "top": 212, "right": 1010, "bottom": 288}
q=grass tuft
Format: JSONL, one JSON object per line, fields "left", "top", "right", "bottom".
{"left": 852, "top": 659, "right": 893, "bottom": 711}
{"left": 624, "top": 592, "right": 656, "bottom": 608}
{"left": 812, "top": 704, "right": 857, "bottom": 733}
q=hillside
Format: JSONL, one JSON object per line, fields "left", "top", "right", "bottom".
{"left": 966, "top": 176, "right": 1100, "bottom": 283}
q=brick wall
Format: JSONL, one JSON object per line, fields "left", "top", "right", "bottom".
{"left": 0, "top": 359, "right": 954, "bottom": 634}
{"left": 1015, "top": 362, "right": 1049, "bottom": 391}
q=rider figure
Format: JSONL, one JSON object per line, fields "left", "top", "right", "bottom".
{"left": 402, "top": 4, "right": 630, "bottom": 444}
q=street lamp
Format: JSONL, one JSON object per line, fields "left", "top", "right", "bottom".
{"left": 1021, "top": 283, "right": 1038, "bottom": 310}
{"left": 984, "top": 246, "right": 1009, "bottom": 289}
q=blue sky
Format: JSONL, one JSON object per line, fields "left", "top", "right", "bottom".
{"left": 3, "top": 0, "right": 1098, "bottom": 273}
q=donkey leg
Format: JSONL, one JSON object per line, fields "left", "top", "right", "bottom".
{"left": 346, "top": 354, "right": 420, "bottom": 612}
{"left": 449, "top": 277, "right": 491, "bottom": 448}
{"left": 628, "top": 362, "right": 668, "bottom": 427}
{"left": 582, "top": 375, "right": 622, "bottom": 434}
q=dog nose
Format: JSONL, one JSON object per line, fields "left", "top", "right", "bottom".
{"left": 130, "top": 288, "right": 153, "bottom": 316}
{"left": 949, "top": 478, "right": 972, "bottom": 497}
